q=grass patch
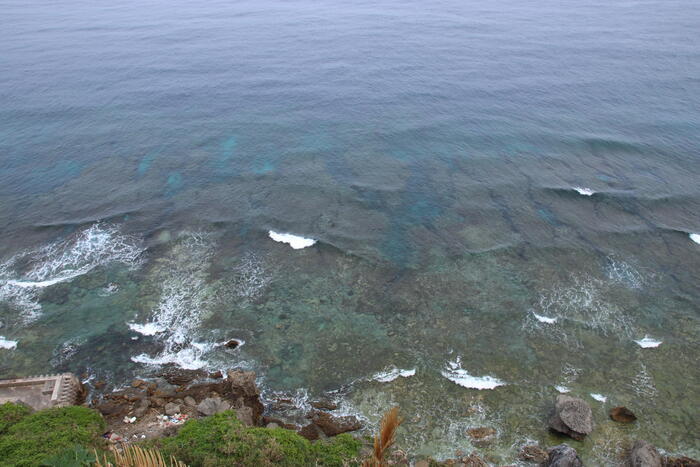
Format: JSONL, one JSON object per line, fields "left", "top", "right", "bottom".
{"left": 158, "top": 411, "right": 361, "bottom": 466}
{"left": 0, "top": 406, "right": 105, "bottom": 466}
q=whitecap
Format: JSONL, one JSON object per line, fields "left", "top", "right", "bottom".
{"left": 555, "top": 385, "right": 570, "bottom": 393}
{"left": 591, "top": 393, "right": 607, "bottom": 402}
{"left": 441, "top": 357, "right": 506, "bottom": 390}
{"left": 372, "top": 367, "right": 416, "bottom": 383}
{"left": 268, "top": 230, "right": 317, "bottom": 249}
{"left": 573, "top": 187, "right": 595, "bottom": 196}
{"left": 0, "top": 223, "right": 143, "bottom": 323}
{"left": 634, "top": 336, "right": 662, "bottom": 348}
{"left": 128, "top": 322, "right": 166, "bottom": 336}
{"left": 0, "top": 336, "right": 18, "bottom": 350}
{"left": 689, "top": 233, "right": 700, "bottom": 244}
{"left": 533, "top": 312, "right": 557, "bottom": 324}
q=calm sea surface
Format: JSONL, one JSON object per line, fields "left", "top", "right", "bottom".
{"left": 1, "top": 0, "right": 699, "bottom": 462}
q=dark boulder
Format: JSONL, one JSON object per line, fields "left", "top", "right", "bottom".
{"left": 545, "top": 444, "right": 583, "bottom": 467}
{"left": 549, "top": 395, "right": 594, "bottom": 440}
{"left": 610, "top": 406, "right": 637, "bottom": 423}
{"left": 227, "top": 369, "right": 264, "bottom": 426}
{"left": 310, "top": 399, "right": 338, "bottom": 411}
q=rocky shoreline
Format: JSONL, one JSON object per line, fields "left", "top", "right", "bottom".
{"left": 81, "top": 367, "right": 699, "bottom": 466}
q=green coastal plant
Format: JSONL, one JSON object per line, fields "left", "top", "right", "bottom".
{"left": 0, "top": 402, "right": 32, "bottom": 434}
{"left": 0, "top": 405, "right": 105, "bottom": 466}
{"left": 157, "top": 410, "right": 361, "bottom": 466}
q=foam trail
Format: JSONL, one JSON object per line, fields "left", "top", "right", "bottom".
{"left": 555, "top": 385, "right": 570, "bottom": 393}
{"left": 573, "top": 187, "right": 595, "bottom": 196}
{"left": 268, "top": 230, "right": 316, "bottom": 249}
{"left": 689, "top": 233, "right": 700, "bottom": 244}
{"left": 591, "top": 393, "right": 607, "bottom": 402}
{"left": 634, "top": 336, "right": 662, "bottom": 348}
{"left": 0, "top": 337, "right": 18, "bottom": 350}
{"left": 533, "top": 312, "right": 557, "bottom": 324}
{"left": 372, "top": 367, "right": 416, "bottom": 383}
{"left": 441, "top": 357, "right": 506, "bottom": 390}
{"left": 130, "top": 233, "right": 217, "bottom": 370}
{"left": 128, "top": 322, "right": 165, "bottom": 336}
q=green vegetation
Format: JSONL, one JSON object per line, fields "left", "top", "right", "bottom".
{"left": 157, "top": 411, "right": 362, "bottom": 466}
{"left": 0, "top": 402, "right": 32, "bottom": 434}
{"left": 0, "top": 404, "right": 105, "bottom": 467}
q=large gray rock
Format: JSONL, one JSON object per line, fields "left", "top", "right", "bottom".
{"left": 235, "top": 406, "right": 254, "bottom": 426}
{"left": 197, "top": 397, "right": 231, "bottom": 416}
{"left": 164, "top": 402, "right": 180, "bottom": 416}
{"left": 227, "top": 369, "right": 264, "bottom": 425}
{"left": 630, "top": 440, "right": 662, "bottom": 467}
{"left": 545, "top": 444, "right": 583, "bottom": 467}
{"left": 549, "top": 395, "right": 594, "bottom": 440}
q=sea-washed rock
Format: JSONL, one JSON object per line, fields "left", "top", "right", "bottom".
{"left": 630, "top": 440, "right": 662, "bottom": 467}
{"left": 610, "top": 406, "right": 637, "bottom": 423}
{"left": 209, "top": 370, "right": 223, "bottom": 379}
{"left": 466, "top": 426, "right": 496, "bottom": 442}
{"left": 310, "top": 399, "right": 338, "bottom": 411}
{"left": 545, "top": 444, "right": 583, "bottom": 467}
{"left": 663, "top": 456, "right": 700, "bottom": 466}
{"left": 549, "top": 395, "right": 594, "bottom": 440}
{"left": 224, "top": 339, "right": 240, "bottom": 349}
{"left": 158, "top": 366, "right": 208, "bottom": 386}
{"left": 519, "top": 445, "right": 548, "bottom": 463}
{"left": 310, "top": 411, "right": 362, "bottom": 436}
{"left": 197, "top": 397, "right": 231, "bottom": 416}
{"left": 461, "top": 452, "right": 488, "bottom": 466}
{"left": 164, "top": 402, "right": 181, "bottom": 416}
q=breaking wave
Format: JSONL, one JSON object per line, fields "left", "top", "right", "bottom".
{"left": 0, "top": 336, "right": 18, "bottom": 350}
{"left": 268, "top": 230, "right": 316, "bottom": 249}
{"left": 130, "top": 233, "right": 218, "bottom": 370}
{"left": 0, "top": 224, "right": 144, "bottom": 324}
{"left": 441, "top": 357, "right": 506, "bottom": 390}
{"left": 372, "top": 366, "right": 416, "bottom": 383}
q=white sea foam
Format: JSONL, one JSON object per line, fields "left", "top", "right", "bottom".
{"left": 591, "top": 393, "right": 607, "bottom": 402}
{"left": 230, "top": 252, "right": 271, "bottom": 299}
{"left": 689, "top": 233, "right": 700, "bottom": 244}
{"left": 128, "top": 322, "right": 166, "bottom": 336}
{"left": 372, "top": 367, "right": 416, "bottom": 383}
{"left": 132, "top": 342, "right": 215, "bottom": 370}
{"left": 634, "top": 336, "right": 662, "bottom": 348}
{"left": 0, "top": 224, "right": 144, "bottom": 323}
{"left": 268, "top": 230, "right": 316, "bottom": 249}
{"left": 533, "top": 312, "right": 557, "bottom": 324}
{"left": 441, "top": 357, "right": 506, "bottom": 390}
{"left": 605, "top": 256, "right": 646, "bottom": 289}
{"left": 130, "top": 233, "right": 217, "bottom": 370}
{"left": 555, "top": 385, "right": 570, "bottom": 393}
{"left": 0, "top": 336, "right": 18, "bottom": 350}
{"left": 573, "top": 187, "right": 595, "bottom": 196}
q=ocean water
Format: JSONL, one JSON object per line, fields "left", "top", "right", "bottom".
{"left": 1, "top": 0, "right": 699, "bottom": 462}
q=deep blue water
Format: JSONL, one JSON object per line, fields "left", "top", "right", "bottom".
{"left": 1, "top": 0, "right": 699, "bottom": 462}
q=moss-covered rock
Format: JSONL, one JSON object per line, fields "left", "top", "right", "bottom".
{"left": 0, "top": 402, "right": 32, "bottom": 435}
{"left": 158, "top": 410, "right": 361, "bottom": 466}
{"left": 0, "top": 406, "right": 105, "bottom": 466}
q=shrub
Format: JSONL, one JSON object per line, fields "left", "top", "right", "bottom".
{"left": 0, "top": 402, "right": 32, "bottom": 434}
{"left": 158, "top": 411, "right": 361, "bottom": 466}
{"left": 0, "top": 406, "right": 105, "bottom": 466}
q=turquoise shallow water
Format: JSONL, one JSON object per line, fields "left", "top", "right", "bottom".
{"left": 1, "top": 0, "right": 700, "bottom": 463}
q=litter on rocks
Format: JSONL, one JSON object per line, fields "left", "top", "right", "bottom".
{"left": 123, "top": 416, "right": 137, "bottom": 424}
{"left": 159, "top": 413, "right": 188, "bottom": 426}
